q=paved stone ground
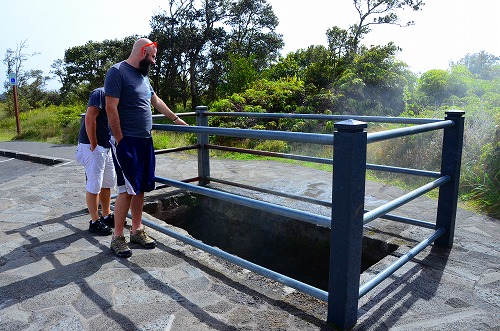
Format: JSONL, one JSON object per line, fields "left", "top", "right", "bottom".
{"left": 0, "top": 141, "right": 499, "bottom": 330}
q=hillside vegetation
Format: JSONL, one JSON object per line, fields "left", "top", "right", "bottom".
{"left": 0, "top": 60, "right": 498, "bottom": 218}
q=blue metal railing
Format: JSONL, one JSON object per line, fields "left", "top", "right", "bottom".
{"left": 146, "top": 107, "right": 464, "bottom": 330}
{"left": 363, "top": 175, "right": 450, "bottom": 224}
{"left": 358, "top": 227, "right": 446, "bottom": 297}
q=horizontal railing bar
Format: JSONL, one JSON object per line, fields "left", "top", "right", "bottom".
{"left": 152, "top": 112, "right": 197, "bottom": 120}
{"left": 153, "top": 124, "right": 334, "bottom": 145}
{"left": 208, "top": 178, "right": 438, "bottom": 226}
{"left": 207, "top": 144, "right": 333, "bottom": 165}
{"left": 366, "top": 164, "right": 441, "bottom": 178}
{"left": 367, "top": 120, "right": 454, "bottom": 143}
{"left": 208, "top": 177, "right": 332, "bottom": 207}
{"left": 155, "top": 177, "right": 201, "bottom": 190}
{"left": 358, "top": 227, "right": 445, "bottom": 298}
{"left": 155, "top": 176, "right": 332, "bottom": 228}
{"left": 155, "top": 145, "right": 199, "bottom": 155}
{"left": 111, "top": 205, "right": 328, "bottom": 302}
{"left": 376, "top": 213, "right": 436, "bottom": 229}
{"left": 204, "top": 112, "right": 443, "bottom": 124}
{"left": 363, "top": 176, "right": 450, "bottom": 224}
{"left": 153, "top": 146, "right": 437, "bottom": 179}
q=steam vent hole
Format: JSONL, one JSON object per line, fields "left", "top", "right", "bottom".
{"left": 143, "top": 192, "right": 398, "bottom": 291}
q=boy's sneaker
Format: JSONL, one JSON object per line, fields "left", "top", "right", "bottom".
{"left": 130, "top": 228, "right": 157, "bottom": 249}
{"left": 110, "top": 235, "right": 132, "bottom": 258}
{"left": 88, "top": 219, "right": 113, "bottom": 235}
{"left": 102, "top": 214, "right": 126, "bottom": 228}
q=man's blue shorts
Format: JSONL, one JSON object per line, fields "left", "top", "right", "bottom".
{"left": 111, "top": 136, "right": 156, "bottom": 195}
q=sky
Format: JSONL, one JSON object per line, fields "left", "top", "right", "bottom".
{"left": 1, "top": 0, "right": 499, "bottom": 93}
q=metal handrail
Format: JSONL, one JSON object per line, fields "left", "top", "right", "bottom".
{"left": 110, "top": 204, "right": 328, "bottom": 302}
{"left": 204, "top": 111, "right": 444, "bottom": 124}
{"left": 358, "top": 227, "right": 445, "bottom": 298}
{"left": 155, "top": 176, "right": 331, "bottom": 228}
{"left": 363, "top": 176, "right": 450, "bottom": 225}
{"left": 153, "top": 124, "right": 334, "bottom": 145}
{"left": 148, "top": 108, "right": 464, "bottom": 330}
{"left": 367, "top": 120, "right": 454, "bottom": 143}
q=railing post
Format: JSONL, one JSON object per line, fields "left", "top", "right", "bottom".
{"left": 196, "top": 105, "right": 210, "bottom": 186}
{"left": 328, "top": 119, "right": 367, "bottom": 330}
{"left": 435, "top": 110, "right": 465, "bottom": 247}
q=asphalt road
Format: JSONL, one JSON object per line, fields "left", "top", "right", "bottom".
{"left": 0, "top": 155, "right": 50, "bottom": 184}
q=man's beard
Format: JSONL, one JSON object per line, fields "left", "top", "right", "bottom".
{"left": 139, "top": 58, "right": 152, "bottom": 76}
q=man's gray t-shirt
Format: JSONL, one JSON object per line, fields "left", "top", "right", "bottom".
{"left": 104, "top": 61, "right": 154, "bottom": 138}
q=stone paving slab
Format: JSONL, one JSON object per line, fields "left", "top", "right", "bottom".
{"left": 0, "top": 141, "right": 499, "bottom": 330}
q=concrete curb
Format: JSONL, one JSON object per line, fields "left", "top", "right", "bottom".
{"left": 0, "top": 148, "right": 71, "bottom": 165}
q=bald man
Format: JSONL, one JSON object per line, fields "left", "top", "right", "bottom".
{"left": 105, "top": 38, "right": 188, "bottom": 258}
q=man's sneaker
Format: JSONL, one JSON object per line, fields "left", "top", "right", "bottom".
{"left": 88, "top": 219, "right": 113, "bottom": 235}
{"left": 101, "top": 214, "right": 124, "bottom": 228}
{"left": 130, "top": 228, "right": 157, "bottom": 249}
{"left": 110, "top": 235, "right": 132, "bottom": 258}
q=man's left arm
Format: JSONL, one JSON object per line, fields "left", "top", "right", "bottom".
{"left": 151, "top": 94, "right": 188, "bottom": 125}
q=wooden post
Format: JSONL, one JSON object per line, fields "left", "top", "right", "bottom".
{"left": 13, "top": 85, "right": 21, "bottom": 136}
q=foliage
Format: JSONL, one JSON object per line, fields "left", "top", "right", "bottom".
{"left": 334, "top": 43, "right": 412, "bottom": 115}
{"left": 2, "top": 41, "right": 62, "bottom": 115}
{"left": 59, "top": 37, "right": 138, "bottom": 103}
{"left": 218, "top": 54, "right": 259, "bottom": 96}
{"left": 459, "top": 107, "right": 500, "bottom": 218}
{"left": 265, "top": 43, "right": 414, "bottom": 116}
{"left": 211, "top": 77, "right": 305, "bottom": 112}
{"left": 0, "top": 104, "right": 84, "bottom": 143}
{"left": 413, "top": 55, "right": 500, "bottom": 111}
{"left": 254, "top": 139, "right": 289, "bottom": 153}
{"left": 327, "top": 0, "right": 424, "bottom": 57}
{"left": 148, "top": 0, "right": 283, "bottom": 108}
{"left": 225, "top": 0, "right": 283, "bottom": 70}
{"left": 451, "top": 50, "right": 500, "bottom": 80}
{"left": 2, "top": 40, "right": 39, "bottom": 90}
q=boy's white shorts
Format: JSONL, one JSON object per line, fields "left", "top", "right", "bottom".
{"left": 75, "top": 143, "right": 116, "bottom": 194}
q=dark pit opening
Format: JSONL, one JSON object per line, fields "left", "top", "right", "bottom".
{"left": 144, "top": 192, "right": 398, "bottom": 291}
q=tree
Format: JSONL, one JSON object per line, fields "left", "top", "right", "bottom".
{"left": 417, "top": 69, "right": 450, "bottom": 105}
{"left": 2, "top": 40, "right": 56, "bottom": 112}
{"left": 225, "top": 0, "right": 283, "bottom": 71}
{"left": 266, "top": 46, "right": 335, "bottom": 90}
{"left": 150, "top": 0, "right": 283, "bottom": 107}
{"left": 350, "top": 0, "right": 423, "bottom": 54}
{"left": 321, "top": 1, "right": 425, "bottom": 114}
{"left": 50, "top": 59, "right": 66, "bottom": 87}
{"left": 452, "top": 51, "right": 500, "bottom": 80}
{"left": 21, "top": 69, "right": 52, "bottom": 109}
{"left": 149, "top": 3, "right": 191, "bottom": 107}
{"left": 263, "top": 53, "right": 301, "bottom": 81}
{"left": 327, "top": 0, "right": 424, "bottom": 58}
{"left": 326, "top": 26, "right": 351, "bottom": 60}
{"left": 218, "top": 54, "right": 259, "bottom": 96}
{"left": 3, "top": 40, "right": 40, "bottom": 91}
{"left": 60, "top": 36, "right": 137, "bottom": 102}
{"left": 150, "top": 0, "right": 229, "bottom": 108}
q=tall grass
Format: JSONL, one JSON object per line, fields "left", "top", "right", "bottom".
{"left": 459, "top": 110, "right": 499, "bottom": 217}
{"left": 367, "top": 109, "right": 499, "bottom": 218}
{"left": 0, "top": 104, "right": 84, "bottom": 144}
